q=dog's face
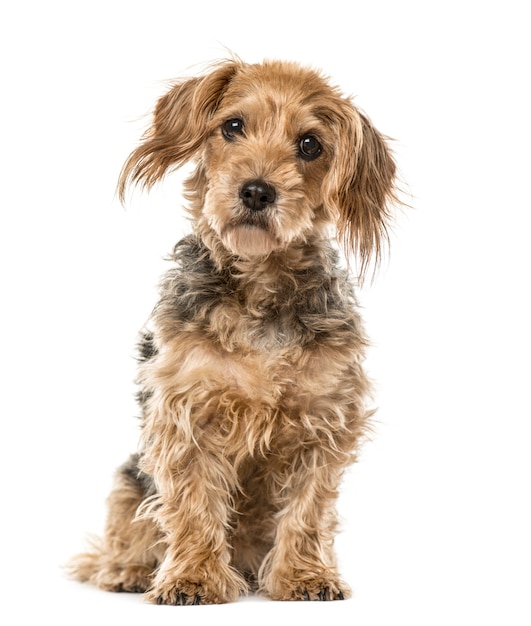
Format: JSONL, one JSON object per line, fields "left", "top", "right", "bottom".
{"left": 201, "top": 64, "right": 341, "bottom": 258}
{"left": 119, "top": 60, "right": 397, "bottom": 274}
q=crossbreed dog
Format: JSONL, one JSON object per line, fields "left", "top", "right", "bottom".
{"left": 70, "top": 59, "right": 398, "bottom": 604}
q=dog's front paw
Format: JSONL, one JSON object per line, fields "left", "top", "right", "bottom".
{"left": 148, "top": 580, "right": 204, "bottom": 605}
{"left": 262, "top": 572, "right": 350, "bottom": 601}
{"left": 296, "top": 581, "right": 348, "bottom": 601}
{"left": 147, "top": 568, "right": 246, "bottom": 605}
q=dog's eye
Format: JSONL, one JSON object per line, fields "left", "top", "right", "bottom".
{"left": 298, "top": 135, "right": 323, "bottom": 161}
{"left": 222, "top": 118, "right": 245, "bottom": 141}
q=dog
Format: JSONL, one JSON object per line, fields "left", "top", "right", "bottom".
{"left": 69, "top": 58, "right": 398, "bottom": 604}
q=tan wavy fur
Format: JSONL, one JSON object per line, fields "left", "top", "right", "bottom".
{"left": 68, "top": 58, "right": 399, "bottom": 605}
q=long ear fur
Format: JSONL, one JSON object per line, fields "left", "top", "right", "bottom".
{"left": 332, "top": 107, "right": 398, "bottom": 281}
{"left": 117, "top": 61, "right": 239, "bottom": 201}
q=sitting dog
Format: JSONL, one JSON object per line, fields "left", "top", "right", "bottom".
{"left": 69, "top": 58, "right": 398, "bottom": 604}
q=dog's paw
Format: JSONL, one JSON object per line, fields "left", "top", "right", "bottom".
{"left": 147, "top": 573, "right": 246, "bottom": 605}
{"left": 297, "top": 583, "right": 348, "bottom": 601}
{"left": 152, "top": 582, "right": 203, "bottom": 605}
{"left": 263, "top": 573, "right": 350, "bottom": 601}
{"left": 94, "top": 564, "right": 152, "bottom": 593}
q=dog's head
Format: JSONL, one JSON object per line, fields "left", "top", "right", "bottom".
{"left": 119, "top": 59, "right": 397, "bottom": 276}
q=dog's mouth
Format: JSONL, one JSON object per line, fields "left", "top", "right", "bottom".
{"left": 233, "top": 208, "right": 271, "bottom": 230}
{"left": 203, "top": 179, "right": 285, "bottom": 258}
{"left": 221, "top": 221, "right": 281, "bottom": 259}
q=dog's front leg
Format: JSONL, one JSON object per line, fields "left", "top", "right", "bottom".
{"left": 259, "top": 454, "right": 350, "bottom": 601}
{"left": 142, "top": 445, "right": 247, "bottom": 605}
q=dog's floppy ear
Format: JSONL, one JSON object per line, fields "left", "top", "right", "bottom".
{"left": 331, "top": 106, "right": 398, "bottom": 281}
{"left": 118, "top": 61, "right": 239, "bottom": 200}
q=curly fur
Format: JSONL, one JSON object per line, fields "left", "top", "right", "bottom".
{"left": 68, "top": 58, "right": 398, "bottom": 604}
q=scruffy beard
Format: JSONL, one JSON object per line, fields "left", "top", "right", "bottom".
{"left": 201, "top": 182, "right": 317, "bottom": 260}
{"left": 202, "top": 187, "right": 286, "bottom": 259}
{"left": 221, "top": 224, "right": 282, "bottom": 259}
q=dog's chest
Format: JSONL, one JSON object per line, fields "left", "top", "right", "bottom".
{"left": 148, "top": 259, "right": 363, "bottom": 432}
{"left": 157, "top": 238, "right": 358, "bottom": 385}
{"left": 229, "top": 300, "right": 315, "bottom": 353}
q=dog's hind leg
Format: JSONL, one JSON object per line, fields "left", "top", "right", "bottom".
{"left": 67, "top": 454, "right": 164, "bottom": 593}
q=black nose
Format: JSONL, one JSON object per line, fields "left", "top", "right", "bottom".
{"left": 239, "top": 179, "right": 276, "bottom": 211}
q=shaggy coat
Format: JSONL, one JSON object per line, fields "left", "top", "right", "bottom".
{"left": 69, "top": 58, "right": 398, "bottom": 604}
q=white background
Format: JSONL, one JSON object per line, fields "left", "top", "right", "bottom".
{"left": 1, "top": 1, "right": 530, "bottom": 624}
